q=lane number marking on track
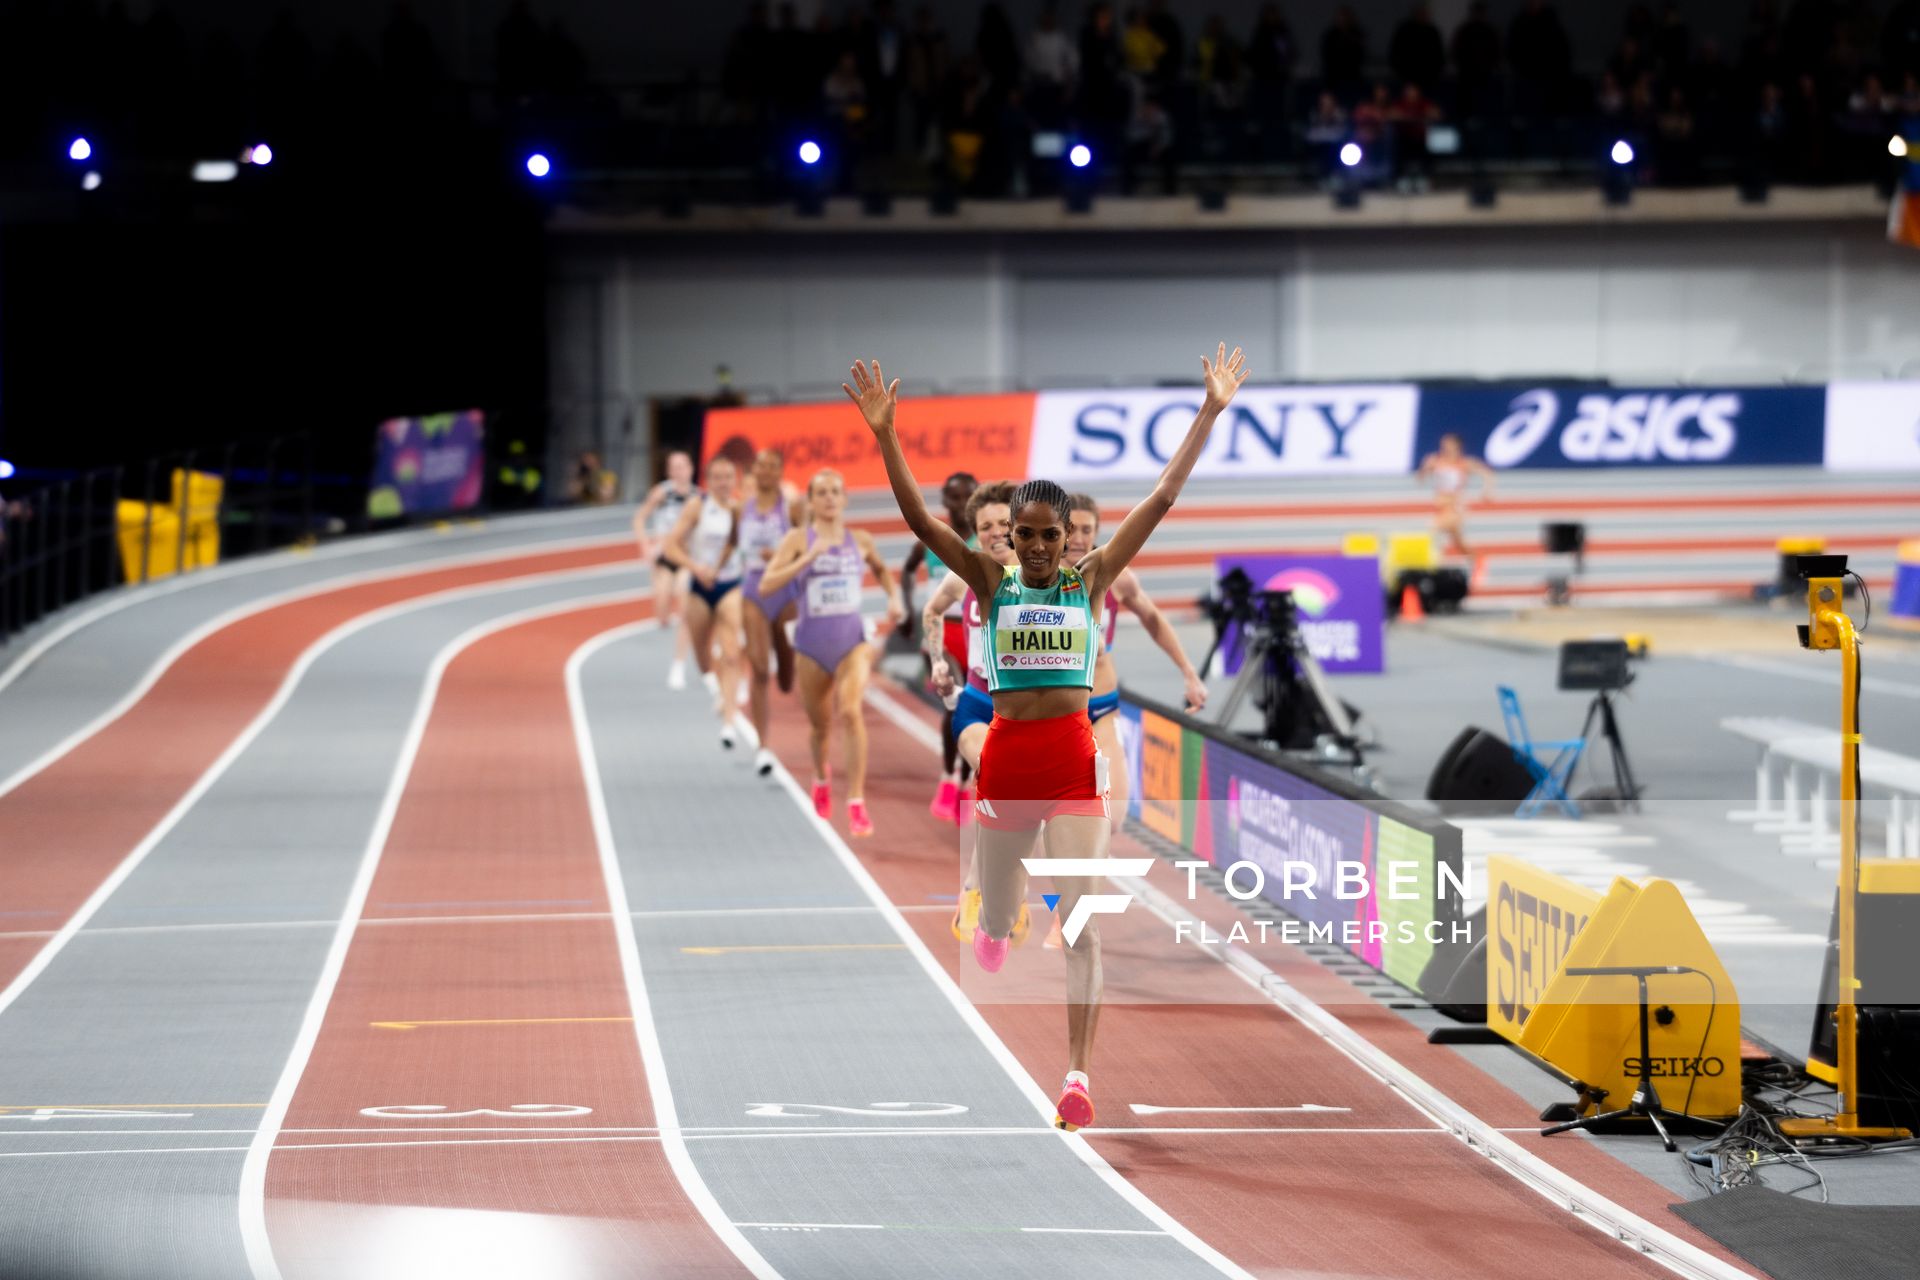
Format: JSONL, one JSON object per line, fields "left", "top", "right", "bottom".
{"left": 745, "top": 1102, "right": 970, "bottom": 1118}
{"left": 358, "top": 1104, "right": 594, "bottom": 1120}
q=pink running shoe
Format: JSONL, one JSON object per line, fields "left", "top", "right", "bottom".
{"left": 848, "top": 799, "right": 874, "bottom": 838}
{"left": 928, "top": 778, "right": 959, "bottom": 823}
{"left": 1054, "top": 1079, "right": 1094, "bottom": 1131}
{"left": 972, "top": 926, "right": 1009, "bottom": 974}
{"left": 811, "top": 777, "right": 831, "bottom": 819}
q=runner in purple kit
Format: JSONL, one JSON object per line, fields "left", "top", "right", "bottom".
{"left": 758, "top": 468, "right": 902, "bottom": 837}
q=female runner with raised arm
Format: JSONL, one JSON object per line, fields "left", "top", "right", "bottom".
{"left": 758, "top": 468, "right": 903, "bottom": 838}
{"left": 848, "top": 344, "right": 1249, "bottom": 1130}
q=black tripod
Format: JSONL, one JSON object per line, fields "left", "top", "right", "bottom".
{"left": 1576, "top": 688, "right": 1641, "bottom": 811}
{"left": 1540, "top": 964, "right": 1701, "bottom": 1152}
{"left": 1199, "top": 586, "right": 1362, "bottom": 765}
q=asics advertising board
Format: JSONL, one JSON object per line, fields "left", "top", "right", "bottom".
{"left": 1030, "top": 385, "right": 1418, "bottom": 481}
{"left": 1416, "top": 385, "right": 1825, "bottom": 469}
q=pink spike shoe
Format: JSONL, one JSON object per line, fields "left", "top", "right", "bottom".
{"left": 848, "top": 799, "right": 874, "bottom": 837}
{"left": 929, "top": 778, "right": 959, "bottom": 823}
{"left": 1054, "top": 1079, "right": 1094, "bottom": 1132}
{"left": 972, "top": 926, "right": 1009, "bottom": 974}
{"left": 811, "top": 777, "right": 831, "bottom": 819}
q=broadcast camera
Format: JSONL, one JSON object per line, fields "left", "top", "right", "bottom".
{"left": 1199, "top": 567, "right": 1367, "bottom": 768}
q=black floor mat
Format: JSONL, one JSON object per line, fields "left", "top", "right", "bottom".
{"left": 1670, "top": 1186, "right": 1920, "bottom": 1280}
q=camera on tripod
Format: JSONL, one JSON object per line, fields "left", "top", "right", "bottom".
{"left": 1200, "top": 568, "right": 1367, "bottom": 769}
{"left": 1557, "top": 638, "right": 1642, "bottom": 810}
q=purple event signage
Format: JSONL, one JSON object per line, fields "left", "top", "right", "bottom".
{"left": 368, "top": 410, "right": 486, "bottom": 518}
{"left": 1216, "top": 554, "right": 1385, "bottom": 675}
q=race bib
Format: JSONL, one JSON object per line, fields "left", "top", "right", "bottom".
{"left": 994, "top": 603, "right": 1089, "bottom": 672}
{"left": 807, "top": 573, "right": 861, "bottom": 617}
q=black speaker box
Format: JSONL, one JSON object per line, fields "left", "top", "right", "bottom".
{"left": 1426, "top": 726, "right": 1533, "bottom": 815}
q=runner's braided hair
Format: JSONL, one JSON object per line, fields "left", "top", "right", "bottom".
{"left": 1010, "top": 479, "right": 1071, "bottom": 526}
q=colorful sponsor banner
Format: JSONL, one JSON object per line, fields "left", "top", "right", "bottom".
{"left": 1416, "top": 384, "right": 1826, "bottom": 470}
{"left": 1215, "top": 554, "right": 1385, "bottom": 675}
{"left": 368, "top": 410, "right": 485, "bottom": 519}
{"left": 1484, "top": 853, "right": 1603, "bottom": 1043}
{"left": 1823, "top": 381, "right": 1920, "bottom": 472}
{"left": 1028, "top": 385, "right": 1418, "bottom": 482}
{"left": 1126, "top": 689, "right": 1466, "bottom": 998}
{"left": 703, "top": 393, "right": 1036, "bottom": 491}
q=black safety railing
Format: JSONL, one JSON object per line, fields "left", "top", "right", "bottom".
{"left": 0, "top": 432, "right": 319, "bottom": 648}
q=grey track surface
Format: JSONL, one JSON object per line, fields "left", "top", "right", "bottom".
{"left": 0, "top": 563, "right": 643, "bottom": 1280}
{"left": 0, "top": 507, "right": 631, "bottom": 786}
{"left": 579, "top": 629, "right": 1226, "bottom": 1278}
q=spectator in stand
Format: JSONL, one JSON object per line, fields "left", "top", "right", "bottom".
{"left": 1900, "top": 70, "right": 1920, "bottom": 112}
{"left": 1392, "top": 81, "right": 1441, "bottom": 188}
{"left": 1246, "top": 4, "right": 1296, "bottom": 154}
{"left": 1321, "top": 6, "right": 1368, "bottom": 104}
{"left": 904, "top": 6, "right": 949, "bottom": 157}
{"left": 1146, "top": 0, "right": 1184, "bottom": 87}
{"left": 940, "top": 53, "right": 995, "bottom": 188}
{"left": 1610, "top": 36, "right": 1648, "bottom": 93}
{"left": 1752, "top": 78, "right": 1789, "bottom": 175}
{"left": 1305, "top": 89, "right": 1349, "bottom": 177}
{"left": 1079, "top": 2, "right": 1128, "bottom": 155}
{"left": 862, "top": 0, "right": 906, "bottom": 153}
{"left": 1390, "top": 3, "right": 1446, "bottom": 97}
{"left": 1653, "top": 0, "right": 1691, "bottom": 81}
{"left": 1451, "top": 1, "right": 1502, "bottom": 122}
{"left": 1654, "top": 87, "right": 1698, "bottom": 183}
{"left": 1126, "top": 91, "right": 1177, "bottom": 191}
{"left": 1196, "top": 14, "right": 1248, "bottom": 115}
{"left": 823, "top": 48, "right": 869, "bottom": 136}
{"left": 1784, "top": 70, "right": 1831, "bottom": 181}
{"left": 1889, "top": 1, "right": 1920, "bottom": 81}
{"left": 1740, "top": 0, "right": 1784, "bottom": 99}
{"left": 977, "top": 3, "right": 1020, "bottom": 91}
{"left": 1352, "top": 81, "right": 1394, "bottom": 180}
{"left": 722, "top": 3, "right": 775, "bottom": 123}
{"left": 1508, "top": 0, "right": 1572, "bottom": 118}
{"left": 1597, "top": 70, "right": 1628, "bottom": 121}
{"left": 1122, "top": 8, "right": 1166, "bottom": 80}
{"left": 1027, "top": 5, "right": 1079, "bottom": 121}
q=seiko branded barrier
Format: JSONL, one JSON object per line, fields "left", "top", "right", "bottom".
{"left": 701, "top": 380, "right": 1920, "bottom": 486}
{"left": 1116, "top": 688, "right": 1470, "bottom": 999}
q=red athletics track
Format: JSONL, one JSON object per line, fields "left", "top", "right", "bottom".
{"left": 263, "top": 599, "right": 749, "bottom": 1279}
{"left": 0, "top": 541, "right": 632, "bottom": 997}
{"left": 762, "top": 679, "right": 1760, "bottom": 1280}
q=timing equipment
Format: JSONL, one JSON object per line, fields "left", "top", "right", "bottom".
{"left": 1558, "top": 639, "right": 1642, "bottom": 809}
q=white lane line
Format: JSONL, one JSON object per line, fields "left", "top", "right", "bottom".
{"left": 867, "top": 680, "right": 1752, "bottom": 1280}
{"left": 0, "top": 530, "right": 631, "bottom": 801}
{"left": 1021, "top": 1227, "right": 1169, "bottom": 1236}
{"left": 1719, "top": 653, "right": 1920, "bottom": 701}
{"left": 0, "top": 508, "right": 625, "bottom": 699}
{"left": 0, "top": 903, "right": 943, "bottom": 945}
{"left": 738, "top": 1222, "right": 884, "bottom": 1231}
{"left": 1, "top": 1124, "right": 1489, "bottom": 1137}
{"left": 570, "top": 622, "right": 784, "bottom": 1280}
{"left": 1129, "top": 1104, "right": 1350, "bottom": 1116}
{"left": 0, "top": 562, "right": 644, "bottom": 1037}
{"left": 234, "top": 584, "right": 649, "bottom": 1280}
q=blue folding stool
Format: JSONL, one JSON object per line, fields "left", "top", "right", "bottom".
{"left": 1497, "top": 685, "right": 1587, "bottom": 819}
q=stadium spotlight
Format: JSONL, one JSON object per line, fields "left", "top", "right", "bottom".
{"left": 1610, "top": 139, "right": 1635, "bottom": 166}
{"left": 81, "top": 170, "right": 102, "bottom": 191}
{"left": 1068, "top": 143, "right": 1092, "bottom": 168}
{"left": 1893, "top": 135, "right": 1910, "bottom": 159}
{"left": 192, "top": 160, "right": 240, "bottom": 183}
{"left": 68, "top": 137, "right": 91, "bottom": 162}
{"left": 798, "top": 139, "right": 823, "bottom": 165}
{"left": 0, "top": 459, "right": 14, "bottom": 480}
{"left": 525, "top": 152, "right": 552, "bottom": 178}
{"left": 1339, "top": 142, "right": 1363, "bottom": 168}
{"left": 245, "top": 143, "right": 274, "bottom": 166}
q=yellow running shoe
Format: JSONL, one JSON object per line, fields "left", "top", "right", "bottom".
{"left": 1009, "top": 902, "right": 1032, "bottom": 946}
{"left": 949, "top": 888, "right": 982, "bottom": 942}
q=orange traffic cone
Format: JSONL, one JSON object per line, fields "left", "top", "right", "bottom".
{"left": 1399, "top": 581, "right": 1427, "bottom": 622}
